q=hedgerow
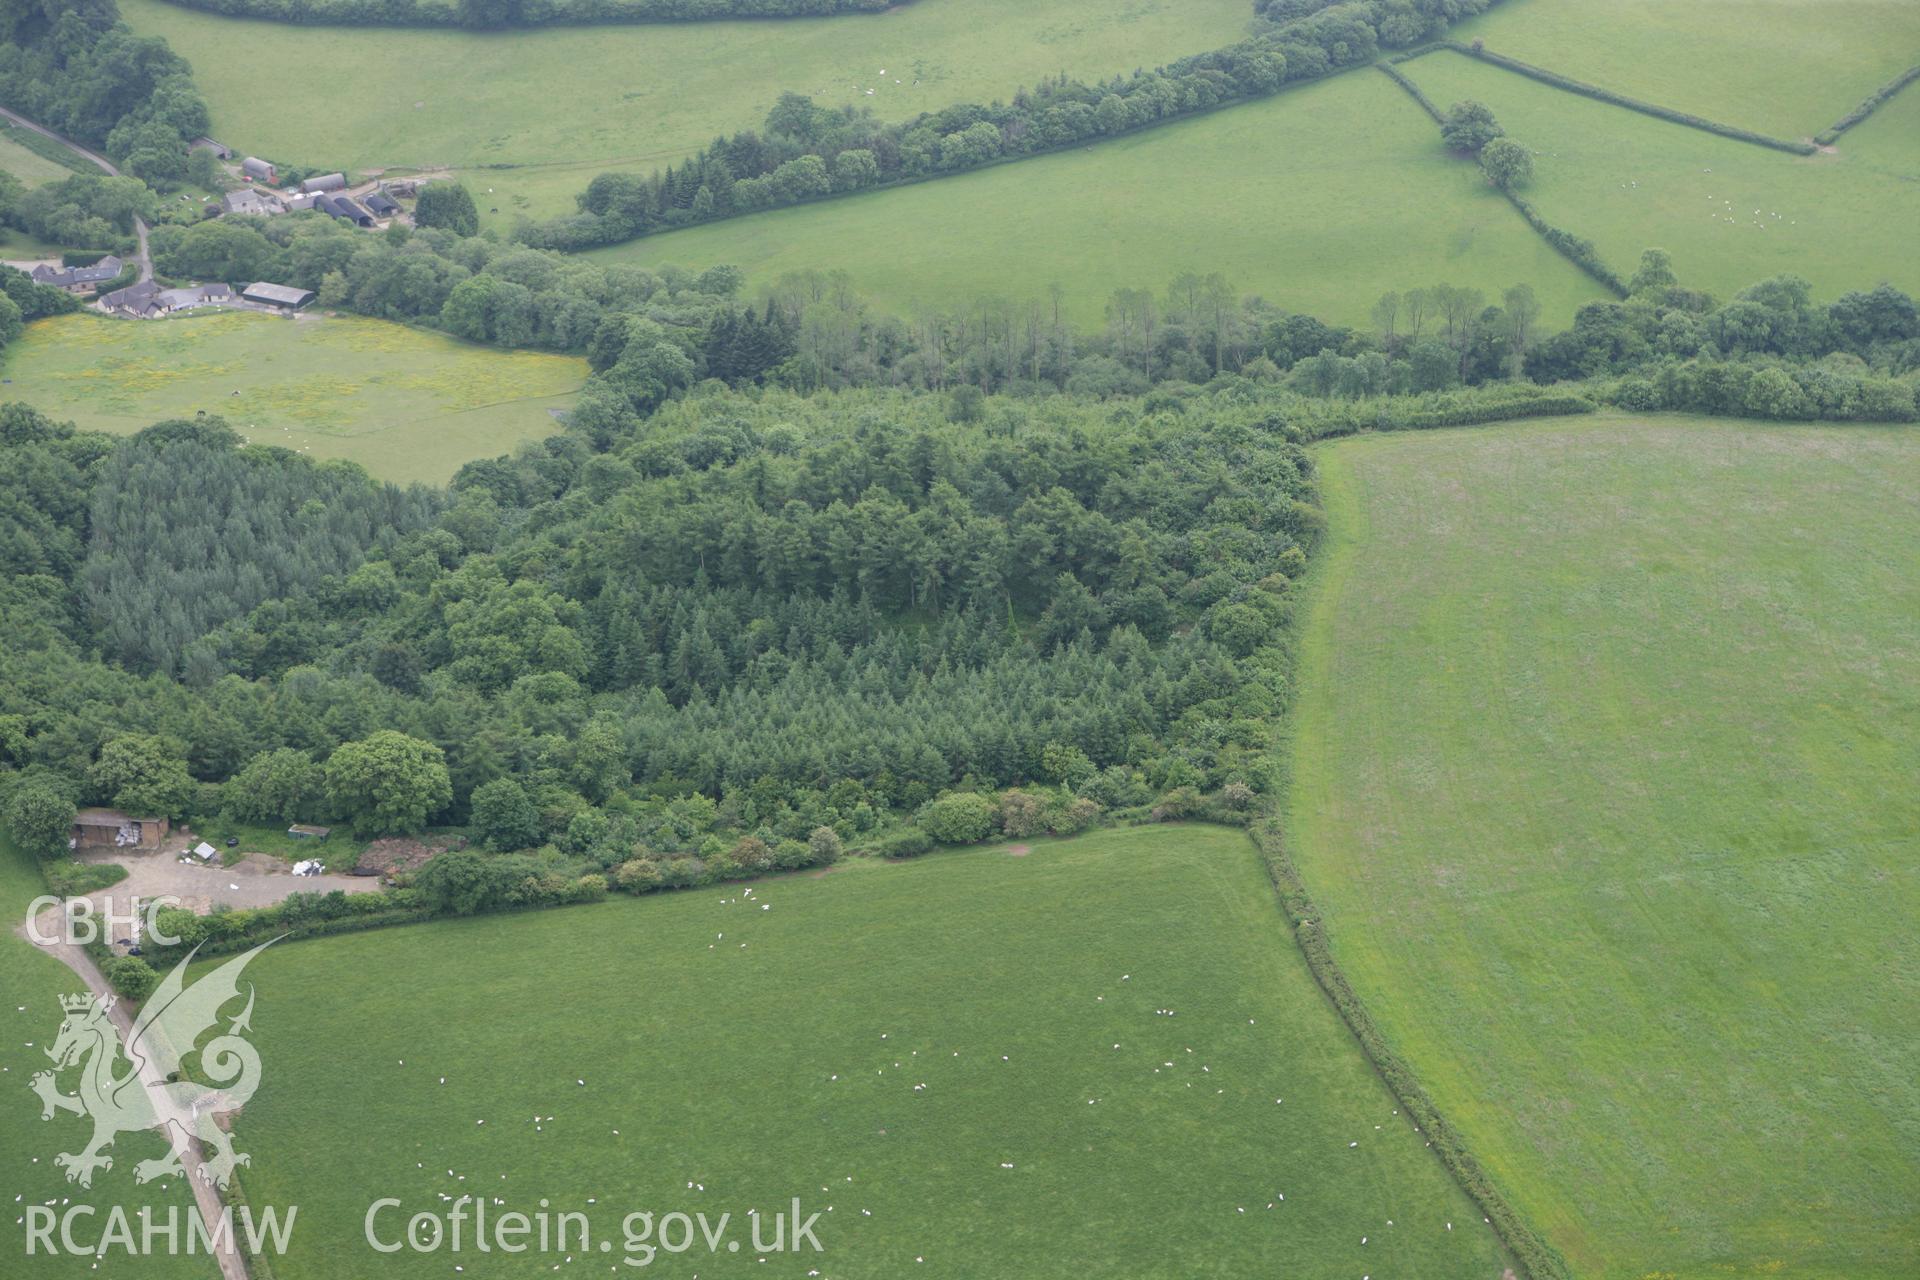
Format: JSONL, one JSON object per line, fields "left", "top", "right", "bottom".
{"left": 876, "top": 829, "right": 935, "bottom": 859}
{"left": 522, "top": 0, "right": 1518, "bottom": 251}
{"left": 1374, "top": 62, "right": 1444, "bottom": 124}
{"left": 1439, "top": 42, "right": 1817, "bottom": 155}
{"left": 1815, "top": 64, "right": 1920, "bottom": 145}
{"left": 1384, "top": 41, "right": 1444, "bottom": 65}
{"left": 1499, "top": 189, "right": 1631, "bottom": 296}
{"left": 1373, "top": 61, "right": 1629, "bottom": 297}
{"left": 1248, "top": 820, "right": 1572, "bottom": 1280}
{"left": 1598, "top": 358, "right": 1919, "bottom": 423}
{"left": 1284, "top": 385, "right": 1595, "bottom": 441}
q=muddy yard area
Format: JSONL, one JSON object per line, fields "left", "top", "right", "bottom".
{"left": 63, "top": 841, "right": 383, "bottom": 946}
{"left": 354, "top": 835, "right": 460, "bottom": 877}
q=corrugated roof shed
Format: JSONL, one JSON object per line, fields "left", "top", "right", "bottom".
{"left": 242, "top": 281, "right": 315, "bottom": 308}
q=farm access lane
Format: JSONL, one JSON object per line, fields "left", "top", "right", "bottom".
{"left": 0, "top": 104, "right": 152, "bottom": 281}
{"left": 19, "top": 905, "right": 249, "bottom": 1280}
{"left": 14, "top": 848, "right": 381, "bottom": 1280}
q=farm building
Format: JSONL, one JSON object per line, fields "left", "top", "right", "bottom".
{"left": 243, "top": 281, "right": 315, "bottom": 309}
{"left": 101, "top": 279, "right": 165, "bottom": 317}
{"left": 301, "top": 172, "right": 347, "bottom": 194}
{"left": 223, "top": 188, "right": 283, "bottom": 217}
{"left": 190, "top": 137, "right": 232, "bottom": 159}
{"left": 363, "top": 189, "right": 400, "bottom": 218}
{"left": 316, "top": 193, "right": 376, "bottom": 227}
{"left": 159, "top": 283, "right": 235, "bottom": 311}
{"left": 102, "top": 280, "right": 235, "bottom": 317}
{"left": 30, "top": 255, "right": 123, "bottom": 295}
{"left": 71, "top": 809, "right": 168, "bottom": 851}
{"left": 241, "top": 156, "right": 277, "bottom": 183}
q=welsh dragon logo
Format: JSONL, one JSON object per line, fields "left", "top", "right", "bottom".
{"left": 30, "top": 941, "right": 275, "bottom": 1190}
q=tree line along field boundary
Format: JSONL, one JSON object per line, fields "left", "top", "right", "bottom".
{"left": 1250, "top": 819, "right": 1569, "bottom": 1280}
{"left": 1247, "top": 441, "right": 1573, "bottom": 1280}
{"left": 1374, "top": 60, "right": 1444, "bottom": 124}
{"left": 517, "top": 1, "right": 1528, "bottom": 252}
{"left": 1372, "top": 62, "right": 1631, "bottom": 299}
{"left": 532, "top": 58, "right": 1384, "bottom": 253}
{"left": 0, "top": 119, "right": 103, "bottom": 178}
{"left": 1415, "top": 41, "right": 1818, "bottom": 155}
{"left": 1247, "top": 816, "right": 1570, "bottom": 1280}
{"left": 1816, "top": 63, "right": 1920, "bottom": 145}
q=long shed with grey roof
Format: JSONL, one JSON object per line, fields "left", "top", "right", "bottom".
{"left": 317, "top": 193, "right": 375, "bottom": 227}
{"left": 30, "top": 255, "right": 123, "bottom": 293}
{"left": 242, "top": 282, "right": 315, "bottom": 309}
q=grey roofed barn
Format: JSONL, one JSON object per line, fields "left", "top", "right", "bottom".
{"left": 222, "top": 188, "right": 283, "bottom": 217}
{"left": 317, "top": 193, "right": 376, "bottom": 226}
{"left": 29, "top": 255, "right": 123, "bottom": 291}
{"left": 101, "top": 278, "right": 164, "bottom": 316}
{"left": 158, "top": 283, "right": 235, "bottom": 310}
{"left": 242, "top": 281, "right": 315, "bottom": 309}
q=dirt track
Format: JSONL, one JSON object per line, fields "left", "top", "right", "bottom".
{"left": 16, "top": 844, "right": 382, "bottom": 1280}
{"left": 0, "top": 104, "right": 151, "bottom": 281}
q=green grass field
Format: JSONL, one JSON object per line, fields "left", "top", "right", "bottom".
{"left": 596, "top": 70, "right": 1609, "bottom": 328}
{"left": 0, "top": 311, "right": 585, "bottom": 484}
{"left": 1452, "top": 0, "right": 1920, "bottom": 140}
{"left": 0, "top": 124, "right": 93, "bottom": 258}
{"left": 219, "top": 825, "right": 1510, "bottom": 1278}
{"left": 0, "top": 839, "right": 216, "bottom": 1279}
{"left": 1401, "top": 50, "right": 1920, "bottom": 304}
{"left": 0, "top": 128, "right": 84, "bottom": 188}
{"left": 116, "top": 0, "right": 1254, "bottom": 232}
{"left": 1842, "top": 66, "right": 1920, "bottom": 178}
{"left": 1287, "top": 417, "right": 1920, "bottom": 1279}
{"left": 0, "top": 228, "right": 80, "bottom": 261}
